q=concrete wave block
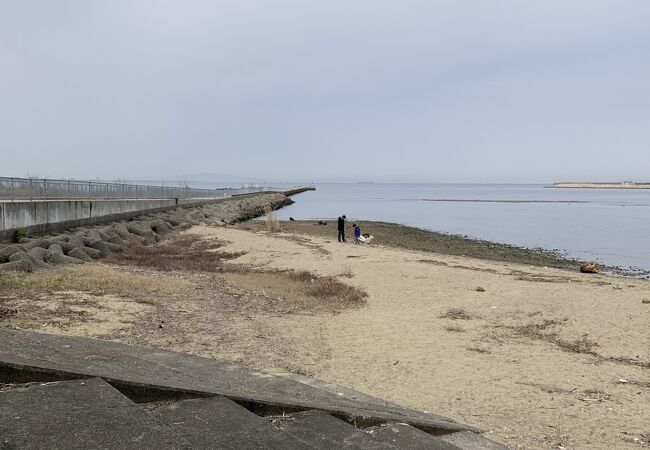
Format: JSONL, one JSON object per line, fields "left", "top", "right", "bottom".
{"left": 26, "top": 247, "right": 48, "bottom": 262}
{"left": 68, "top": 234, "right": 86, "bottom": 247}
{"left": 125, "top": 222, "right": 149, "bottom": 236}
{"left": 75, "top": 246, "right": 102, "bottom": 259}
{"left": 87, "top": 240, "right": 122, "bottom": 257}
{"left": 0, "top": 259, "right": 34, "bottom": 272}
{"left": 67, "top": 247, "right": 94, "bottom": 262}
{"left": 85, "top": 230, "right": 103, "bottom": 242}
{"left": 112, "top": 223, "right": 133, "bottom": 239}
{"left": 161, "top": 216, "right": 182, "bottom": 226}
{"left": 98, "top": 229, "right": 113, "bottom": 242}
{"left": 47, "top": 244, "right": 65, "bottom": 255}
{"left": 150, "top": 219, "right": 173, "bottom": 234}
{"left": 44, "top": 251, "right": 84, "bottom": 265}
{"left": 19, "top": 239, "right": 49, "bottom": 251}
{"left": 0, "top": 245, "right": 24, "bottom": 263}
{"left": 8, "top": 252, "right": 44, "bottom": 270}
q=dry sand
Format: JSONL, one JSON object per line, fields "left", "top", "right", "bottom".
{"left": 2, "top": 224, "right": 649, "bottom": 449}
{"left": 186, "top": 226, "right": 650, "bottom": 450}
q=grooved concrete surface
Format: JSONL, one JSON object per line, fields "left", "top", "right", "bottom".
{"left": 0, "top": 328, "right": 469, "bottom": 432}
{"left": 0, "top": 329, "right": 509, "bottom": 449}
{"left": 151, "top": 396, "right": 311, "bottom": 449}
{"left": 0, "top": 378, "right": 190, "bottom": 449}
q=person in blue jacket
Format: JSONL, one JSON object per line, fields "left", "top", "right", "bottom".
{"left": 353, "top": 223, "right": 361, "bottom": 244}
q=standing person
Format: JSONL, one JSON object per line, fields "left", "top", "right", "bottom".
{"left": 353, "top": 223, "right": 361, "bottom": 244}
{"left": 337, "top": 215, "right": 346, "bottom": 242}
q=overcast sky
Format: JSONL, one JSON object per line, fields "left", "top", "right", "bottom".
{"left": 1, "top": 1, "right": 649, "bottom": 183}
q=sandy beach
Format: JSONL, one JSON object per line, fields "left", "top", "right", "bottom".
{"left": 1, "top": 222, "right": 649, "bottom": 449}
{"left": 197, "top": 226, "right": 650, "bottom": 449}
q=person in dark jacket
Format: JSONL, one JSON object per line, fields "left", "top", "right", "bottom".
{"left": 337, "top": 215, "right": 346, "bottom": 242}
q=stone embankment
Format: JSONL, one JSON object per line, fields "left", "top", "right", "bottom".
{"left": 0, "top": 192, "right": 291, "bottom": 273}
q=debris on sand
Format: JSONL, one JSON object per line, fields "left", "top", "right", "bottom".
{"left": 580, "top": 262, "right": 599, "bottom": 274}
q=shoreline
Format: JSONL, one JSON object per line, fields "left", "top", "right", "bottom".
{"left": 239, "top": 219, "right": 649, "bottom": 277}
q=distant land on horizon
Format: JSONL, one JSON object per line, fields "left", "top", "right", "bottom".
{"left": 52, "top": 174, "right": 650, "bottom": 188}
{"left": 551, "top": 182, "right": 650, "bottom": 189}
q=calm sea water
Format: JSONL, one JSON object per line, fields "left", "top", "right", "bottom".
{"left": 273, "top": 183, "right": 650, "bottom": 273}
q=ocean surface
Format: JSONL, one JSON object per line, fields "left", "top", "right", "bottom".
{"left": 273, "top": 183, "right": 650, "bottom": 273}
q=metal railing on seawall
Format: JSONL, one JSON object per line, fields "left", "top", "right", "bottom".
{"left": 0, "top": 177, "right": 273, "bottom": 201}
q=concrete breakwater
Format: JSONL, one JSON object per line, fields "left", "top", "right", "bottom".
{"left": 0, "top": 198, "right": 194, "bottom": 241}
{"left": 0, "top": 192, "right": 292, "bottom": 272}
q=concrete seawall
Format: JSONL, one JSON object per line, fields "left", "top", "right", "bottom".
{"left": 0, "top": 194, "right": 287, "bottom": 242}
{"left": 0, "top": 192, "right": 294, "bottom": 271}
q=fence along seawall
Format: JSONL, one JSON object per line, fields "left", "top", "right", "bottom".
{"left": 0, "top": 177, "right": 308, "bottom": 241}
{"left": 0, "top": 177, "right": 272, "bottom": 201}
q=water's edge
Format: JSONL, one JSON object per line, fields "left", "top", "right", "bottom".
{"left": 245, "top": 219, "right": 649, "bottom": 279}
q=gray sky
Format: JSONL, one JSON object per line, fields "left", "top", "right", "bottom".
{"left": 1, "top": 1, "right": 649, "bottom": 183}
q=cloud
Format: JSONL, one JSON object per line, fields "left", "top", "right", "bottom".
{"left": 1, "top": 0, "right": 649, "bottom": 181}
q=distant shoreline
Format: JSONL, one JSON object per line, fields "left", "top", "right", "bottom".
{"left": 549, "top": 182, "right": 650, "bottom": 189}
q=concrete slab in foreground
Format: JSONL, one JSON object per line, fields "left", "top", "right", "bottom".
{"left": 0, "top": 328, "right": 466, "bottom": 432}
{"left": 0, "top": 377, "right": 189, "bottom": 449}
{"left": 151, "top": 396, "right": 311, "bottom": 449}
{"left": 0, "top": 329, "right": 508, "bottom": 449}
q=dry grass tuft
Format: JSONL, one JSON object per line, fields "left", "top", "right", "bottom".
{"left": 508, "top": 318, "right": 650, "bottom": 368}
{"left": 439, "top": 308, "right": 477, "bottom": 320}
{"left": 514, "top": 318, "right": 567, "bottom": 333}
{"left": 106, "top": 235, "right": 245, "bottom": 273}
{"left": 222, "top": 269, "right": 367, "bottom": 313}
{"left": 303, "top": 276, "right": 363, "bottom": 301}
{"left": 108, "top": 235, "right": 367, "bottom": 314}
{"left": 511, "top": 319, "right": 599, "bottom": 355}
{"left": 264, "top": 205, "right": 281, "bottom": 233}
{"left": 0, "top": 264, "right": 191, "bottom": 298}
{"left": 338, "top": 266, "right": 354, "bottom": 278}
{"left": 555, "top": 337, "right": 600, "bottom": 354}
{"left": 466, "top": 346, "right": 491, "bottom": 354}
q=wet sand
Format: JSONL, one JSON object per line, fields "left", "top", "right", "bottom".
{"left": 238, "top": 220, "right": 586, "bottom": 271}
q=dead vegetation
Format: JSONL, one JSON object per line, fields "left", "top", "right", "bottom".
{"left": 516, "top": 381, "right": 578, "bottom": 395}
{"left": 337, "top": 266, "right": 354, "bottom": 278}
{"left": 439, "top": 308, "right": 478, "bottom": 320}
{"left": 105, "top": 235, "right": 245, "bottom": 273}
{"left": 513, "top": 274, "right": 571, "bottom": 283}
{"left": 106, "top": 234, "right": 367, "bottom": 313}
{"left": 417, "top": 259, "right": 449, "bottom": 267}
{"left": 0, "top": 264, "right": 192, "bottom": 298}
{"left": 509, "top": 318, "right": 599, "bottom": 355}
{"left": 466, "top": 346, "right": 491, "bottom": 354}
{"left": 0, "top": 230, "right": 367, "bottom": 373}
{"left": 0, "top": 306, "right": 17, "bottom": 319}
{"left": 500, "top": 317, "right": 650, "bottom": 369}
{"left": 264, "top": 205, "right": 281, "bottom": 233}
{"left": 222, "top": 270, "right": 367, "bottom": 313}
